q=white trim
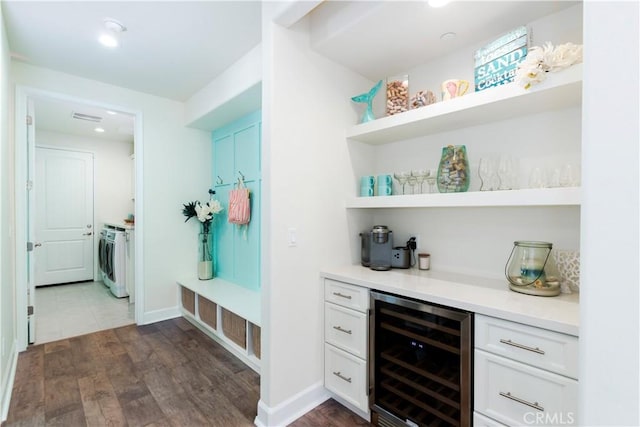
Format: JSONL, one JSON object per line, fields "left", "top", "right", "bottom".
{"left": 13, "top": 85, "right": 144, "bottom": 350}
{"left": 254, "top": 382, "right": 329, "bottom": 427}
{"left": 0, "top": 341, "right": 18, "bottom": 422}
{"left": 141, "top": 306, "right": 181, "bottom": 325}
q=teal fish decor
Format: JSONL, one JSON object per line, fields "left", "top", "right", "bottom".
{"left": 351, "top": 80, "right": 382, "bottom": 123}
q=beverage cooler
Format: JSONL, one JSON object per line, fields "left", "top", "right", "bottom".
{"left": 369, "top": 291, "right": 473, "bottom": 427}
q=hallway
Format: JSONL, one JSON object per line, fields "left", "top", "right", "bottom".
{"left": 35, "top": 281, "right": 134, "bottom": 345}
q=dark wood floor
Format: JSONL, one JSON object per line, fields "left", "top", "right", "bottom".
{"left": 4, "top": 318, "right": 370, "bottom": 427}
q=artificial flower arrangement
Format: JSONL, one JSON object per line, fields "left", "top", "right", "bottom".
{"left": 183, "top": 192, "right": 224, "bottom": 280}
{"left": 515, "top": 42, "right": 583, "bottom": 89}
{"left": 182, "top": 194, "right": 223, "bottom": 233}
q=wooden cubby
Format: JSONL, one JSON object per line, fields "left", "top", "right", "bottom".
{"left": 177, "top": 277, "right": 261, "bottom": 373}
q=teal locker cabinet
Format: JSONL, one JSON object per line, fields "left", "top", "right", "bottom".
{"left": 212, "top": 111, "right": 261, "bottom": 291}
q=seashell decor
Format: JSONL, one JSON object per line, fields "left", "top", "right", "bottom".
{"left": 553, "top": 249, "right": 580, "bottom": 294}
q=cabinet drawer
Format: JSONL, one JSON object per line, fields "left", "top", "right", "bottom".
{"left": 324, "top": 279, "right": 369, "bottom": 313}
{"left": 473, "top": 412, "right": 507, "bottom": 427}
{"left": 325, "top": 302, "right": 367, "bottom": 359}
{"left": 475, "top": 314, "right": 578, "bottom": 379}
{"left": 475, "top": 350, "right": 578, "bottom": 426}
{"left": 324, "top": 344, "right": 368, "bottom": 412}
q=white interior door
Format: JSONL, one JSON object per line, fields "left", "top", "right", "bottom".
{"left": 35, "top": 147, "right": 94, "bottom": 286}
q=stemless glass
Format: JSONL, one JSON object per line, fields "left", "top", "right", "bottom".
{"left": 478, "top": 157, "right": 496, "bottom": 191}
{"left": 426, "top": 169, "right": 437, "bottom": 193}
{"left": 498, "top": 155, "right": 516, "bottom": 190}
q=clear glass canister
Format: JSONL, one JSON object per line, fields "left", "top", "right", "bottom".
{"left": 386, "top": 74, "right": 409, "bottom": 116}
{"left": 505, "top": 241, "right": 560, "bottom": 296}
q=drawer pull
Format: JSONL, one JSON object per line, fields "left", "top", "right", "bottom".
{"left": 499, "top": 339, "right": 545, "bottom": 355}
{"left": 332, "top": 292, "right": 352, "bottom": 300}
{"left": 333, "top": 371, "right": 352, "bottom": 383}
{"left": 332, "top": 325, "right": 352, "bottom": 335}
{"left": 499, "top": 391, "right": 544, "bottom": 412}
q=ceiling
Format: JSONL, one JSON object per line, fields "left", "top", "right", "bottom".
{"left": 2, "top": 0, "right": 262, "bottom": 141}
{"left": 2, "top": 1, "right": 578, "bottom": 141}
{"left": 309, "top": 1, "right": 579, "bottom": 81}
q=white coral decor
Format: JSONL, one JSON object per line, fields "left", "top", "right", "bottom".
{"left": 516, "top": 42, "right": 583, "bottom": 89}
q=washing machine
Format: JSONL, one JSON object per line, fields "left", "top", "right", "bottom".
{"left": 102, "top": 229, "right": 128, "bottom": 298}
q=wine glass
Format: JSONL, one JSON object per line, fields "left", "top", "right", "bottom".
{"left": 478, "top": 157, "right": 497, "bottom": 191}
{"left": 412, "top": 169, "right": 427, "bottom": 194}
{"left": 393, "top": 172, "right": 410, "bottom": 195}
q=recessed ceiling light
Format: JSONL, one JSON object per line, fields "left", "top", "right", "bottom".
{"left": 440, "top": 32, "right": 457, "bottom": 41}
{"left": 99, "top": 18, "right": 126, "bottom": 48}
{"left": 99, "top": 34, "right": 119, "bottom": 48}
{"left": 94, "top": 127, "right": 105, "bottom": 133}
{"left": 428, "top": 0, "right": 452, "bottom": 7}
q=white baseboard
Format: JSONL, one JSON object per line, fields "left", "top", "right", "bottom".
{"left": 141, "top": 306, "right": 181, "bottom": 325}
{"left": 254, "top": 382, "right": 330, "bottom": 427}
{"left": 1, "top": 341, "right": 19, "bottom": 422}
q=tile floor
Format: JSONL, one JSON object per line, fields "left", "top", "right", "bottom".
{"left": 34, "top": 280, "right": 134, "bottom": 345}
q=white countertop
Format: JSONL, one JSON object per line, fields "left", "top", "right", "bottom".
{"left": 177, "top": 277, "right": 261, "bottom": 326}
{"left": 103, "top": 221, "right": 135, "bottom": 230}
{"left": 321, "top": 264, "right": 579, "bottom": 336}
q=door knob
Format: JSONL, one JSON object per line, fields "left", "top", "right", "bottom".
{"left": 34, "top": 242, "right": 42, "bottom": 248}
{"left": 83, "top": 232, "right": 93, "bottom": 236}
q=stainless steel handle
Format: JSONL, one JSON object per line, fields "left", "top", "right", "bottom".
{"left": 332, "top": 325, "right": 352, "bottom": 335}
{"left": 333, "top": 371, "right": 352, "bottom": 383}
{"left": 499, "top": 391, "right": 544, "bottom": 411}
{"left": 500, "top": 339, "right": 545, "bottom": 355}
{"left": 83, "top": 232, "right": 93, "bottom": 236}
{"left": 332, "top": 292, "right": 352, "bottom": 300}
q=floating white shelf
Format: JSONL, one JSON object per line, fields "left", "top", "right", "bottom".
{"left": 346, "top": 187, "right": 581, "bottom": 209}
{"left": 346, "top": 64, "right": 583, "bottom": 145}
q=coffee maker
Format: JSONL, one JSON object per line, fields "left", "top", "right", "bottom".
{"left": 360, "top": 225, "right": 393, "bottom": 271}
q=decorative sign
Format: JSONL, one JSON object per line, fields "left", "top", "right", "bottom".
{"left": 474, "top": 26, "right": 528, "bottom": 92}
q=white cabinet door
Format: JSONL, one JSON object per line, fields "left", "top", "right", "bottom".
{"left": 324, "top": 344, "right": 368, "bottom": 412}
{"left": 475, "top": 350, "right": 578, "bottom": 426}
{"left": 325, "top": 302, "right": 368, "bottom": 359}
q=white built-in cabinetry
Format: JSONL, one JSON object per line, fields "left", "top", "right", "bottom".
{"left": 323, "top": 278, "right": 370, "bottom": 417}
{"left": 474, "top": 314, "right": 579, "bottom": 426}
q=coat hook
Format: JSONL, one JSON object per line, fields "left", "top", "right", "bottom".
{"left": 238, "top": 171, "right": 245, "bottom": 181}
{"left": 208, "top": 188, "right": 215, "bottom": 196}
{"left": 216, "top": 175, "right": 223, "bottom": 185}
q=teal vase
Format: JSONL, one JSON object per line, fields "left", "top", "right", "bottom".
{"left": 437, "top": 145, "right": 470, "bottom": 193}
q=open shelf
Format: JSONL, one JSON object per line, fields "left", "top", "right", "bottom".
{"left": 346, "top": 64, "right": 582, "bottom": 145}
{"left": 346, "top": 187, "right": 581, "bottom": 209}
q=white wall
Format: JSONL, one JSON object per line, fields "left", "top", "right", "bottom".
{"left": 11, "top": 62, "right": 212, "bottom": 321}
{"left": 580, "top": 1, "right": 639, "bottom": 425}
{"left": 35, "top": 130, "right": 133, "bottom": 280}
{"left": 257, "top": 5, "right": 373, "bottom": 425}
{"left": 0, "top": 2, "right": 17, "bottom": 421}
